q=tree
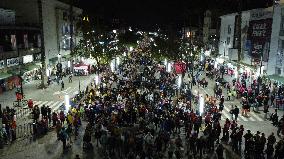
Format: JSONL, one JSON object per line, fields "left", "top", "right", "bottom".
{"left": 117, "top": 30, "right": 142, "bottom": 47}
{"left": 72, "top": 16, "right": 118, "bottom": 68}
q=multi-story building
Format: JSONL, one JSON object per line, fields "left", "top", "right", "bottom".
{"left": 203, "top": 10, "right": 217, "bottom": 44}
{"left": 0, "top": 7, "right": 42, "bottom": 93}
{"left": 0, "top": 0, "right": 82, "bottom": 93}
{"left": 268, "top": 1, "right": 284, "bottom": 76}
{"left": 219, "top": 7, "right": 273, "bottom": 77}
{"left": 0, "top": 0, "right": 83, "bottom": 70}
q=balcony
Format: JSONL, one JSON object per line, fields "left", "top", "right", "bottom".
{"left": 0, "top": 47, "right": 41, "bottom": 60}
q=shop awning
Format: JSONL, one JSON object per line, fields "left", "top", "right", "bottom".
{"left": 0, "top": 72, "right": 12, "bottom": 80}
{"left": 49, "top": 57, "right": 59, "bottom": 65}
{"left": 21, "top": 63, "right": 40, "bottom": 73}
{"left": 268, "top": 75, "right": 284, "bottom": 84}
{"left": 62, "top": 54, "right": 72, "bottom": 59}
{"left": 230, "top": 60, "right": 256, "bottom": 70}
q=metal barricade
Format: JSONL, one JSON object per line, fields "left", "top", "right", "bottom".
{"left": 15, "top": 122, "right": 33, "bottom": 139}
{"left": 16, "top": 125, "right": 23, "bottom": 139}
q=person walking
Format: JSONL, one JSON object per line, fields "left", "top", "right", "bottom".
{"left": 233, "top": 105, "right": 240, "bottom": 121}
{"left": 216, "top": 142, "right": 224, "bottom": 159}
{"left": 61, "top": 81, "right": 64, "bottom": 91}
{"left": 69, "top": 74, "right": 72, "bottom": 83}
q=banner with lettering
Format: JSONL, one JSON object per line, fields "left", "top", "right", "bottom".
{"left": 247, "top": 18, "right": 272, "bottom": 62}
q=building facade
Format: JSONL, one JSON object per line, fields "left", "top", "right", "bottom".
{"left": 219, "top": 13, "right": 237, "bottom": 58}
{"left": 0, "top": 0, "right": 83, "bottom": 68}
{"left": 219, "top": 8, "right": 273, "bottom": 77}
{"left": 268, "top": 3, "right": 284, "bottom": 76}
{"left": 0, "top": 7, "right": 42, "bottom": 93}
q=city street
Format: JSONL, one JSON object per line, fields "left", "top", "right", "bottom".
{"left": 1, "top": 1, "right": 284, "bottom": 158}
{"left": 0, "top": 74, "right": 96, "bottom": 126}
{"left": 1, "top": 65, "right": 284, "bottom": 159}
{"left": 191, "top": 72, "right": 284, "bottom": 139}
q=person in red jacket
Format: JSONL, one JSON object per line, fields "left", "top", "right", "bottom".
{"left": 28, "top": 98, "right": 33, "bottom": 109}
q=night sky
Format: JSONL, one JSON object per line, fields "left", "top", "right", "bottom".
{"left": 77, "top": 0, "right": 272, "bottom": 27}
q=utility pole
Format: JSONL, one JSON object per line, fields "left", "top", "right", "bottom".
{"left": 69, "top": 0, "right": 74, "bottom": 55}
{"left": 17, "top": 46, "right": 23, "bottom": 96}
{"left": 38, "top": 0, "right": 46, "bottom": 89}
{"left": 237, "top": 0, "right": 243, "bottom": 79}
{"left": 189, "top": 18, "right": 194, "bottom": 89}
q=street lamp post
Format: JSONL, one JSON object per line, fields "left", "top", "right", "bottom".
{"left": 16, "top": 45, "right": 23, "bottom": 107}
{"left": 17, "top": 46, "right": 23, "bottom": 96}
{"left": 79, "top": 77, "right": 81, "bottom": 94}
{"left": 38, "top": 0, "right": 46, "bottom": 89}
{"left": 57, "top": 54, "right": 61, "bottom": 63}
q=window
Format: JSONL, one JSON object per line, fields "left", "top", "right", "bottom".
{"left": 282, "top": 40, "right": 284, "bottom": 49}
{"left": 281, "top": 17, "right": 284, "bottom": 30}
{"left": 281, "top": 8, "right": 284, "bottom": 16}
{"left": 276, "top": 67, "right": 281, "bottom": 75}
{"left": 227, "top": 37, "right": 230, "bottom": 45}
{"left": 228, "top": 25, "right": 231, "bottom": 34}
{"left": 63, "top": 12, "right": 68, "bottom": 20}
{"left": 62, "top": 24, "right": 70, "bottom": 35}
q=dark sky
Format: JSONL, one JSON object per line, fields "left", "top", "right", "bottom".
{"left": 78, "top": 0, "right": 272, "bottom": 27}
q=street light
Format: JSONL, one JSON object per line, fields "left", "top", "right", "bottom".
{"left": 64, "top": 94, "right": 70, "bottom": 114}
{"left": 57, "top": 53, "right": 61, "bottom": 63}
{"left": 199, "top": 94, "right": 204, "bottom": 115}
{"left": 16, "top": 45, "right": 23, "bottom": 106}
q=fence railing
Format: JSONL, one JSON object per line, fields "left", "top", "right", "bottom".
{"left": 15, "top": 123, "right": 34, "bottom": 139}
{"left": 15, "top": 107, "right": 32, "bottom": 118}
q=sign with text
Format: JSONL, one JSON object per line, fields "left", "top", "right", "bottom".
{"left": 34, "top": 53, "right": 41, "bottom": 61}
{"left": 7, "top": 57, "right": 19, "bottom": 67}
{"left": 247, "top": 18, "right": 272, "bottom": 62}
{"left": 0, "top": 60, "right": 5, "bottom": 69}
{"left": 23, "top": 55, "right": 33, "bottom": 64}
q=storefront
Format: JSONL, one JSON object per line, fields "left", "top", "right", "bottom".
{"left": 73, "top": 64, "right": 90, "bottom": 76}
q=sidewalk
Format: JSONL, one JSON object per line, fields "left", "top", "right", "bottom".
{"left": 0, "top": 74, "right": 96, "bottom": 109}
{"left": 222, "top": 74, "right": 284, "bottom": 118}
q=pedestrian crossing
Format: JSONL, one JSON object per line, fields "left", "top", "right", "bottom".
{"left": 16, "top": 100, "right": 64, "bottom": 120}
{"left": 54, "top": 87, "right": 79, "bottom": 97}
{"left": 33, "top": 100, "right": 64, "bottom": 113}
{"left": 197, "top": 82, "right": 264, "bottom": 122}
{"left": 220, "top": 104, "right": 264, "bottom": 122}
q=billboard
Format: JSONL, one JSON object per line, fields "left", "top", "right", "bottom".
{"left": 247, "top": 18, "right": 272, "bottom": 62}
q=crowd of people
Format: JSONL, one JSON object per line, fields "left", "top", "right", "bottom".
{"left": 71, "top": 52, "right": 284, "bottom": 159}
{"left": 1, "top": 51, "right": 284, "bottom": 159}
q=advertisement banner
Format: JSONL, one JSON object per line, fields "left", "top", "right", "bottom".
{"left": 0, "top": 60, "right": 5, "bottom": 69}
{"left": 34, "top": 53, "right": 41, "bottom": 61}
{"left": 11, "top": 35, "right": 17, "bottom": 50}
{"left": 37, "top": 34, "right": 41, "bottom": 48}
{"left": 7, "top": 58, "right": 19, "bottom": 67}
{"left": 247, "top": 18, "right": 272, "bottom": 62}
{"left": 23, "top": 55, "right": 33, "bottom": 64}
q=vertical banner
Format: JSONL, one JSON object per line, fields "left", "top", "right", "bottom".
{"left": 11, "top": 35, "right": 17, "bottom": 50}
{"left": 247, "top": 18, "right": 272, "bottom": 62}
{"left": 37, "top": 34, "right": 41, "bottom": 48}
{"left": 24, "top": 34, "right": 28, "bottom": 48}
{"left": 174, "top": 61, "right": 187, "bottom": 74}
